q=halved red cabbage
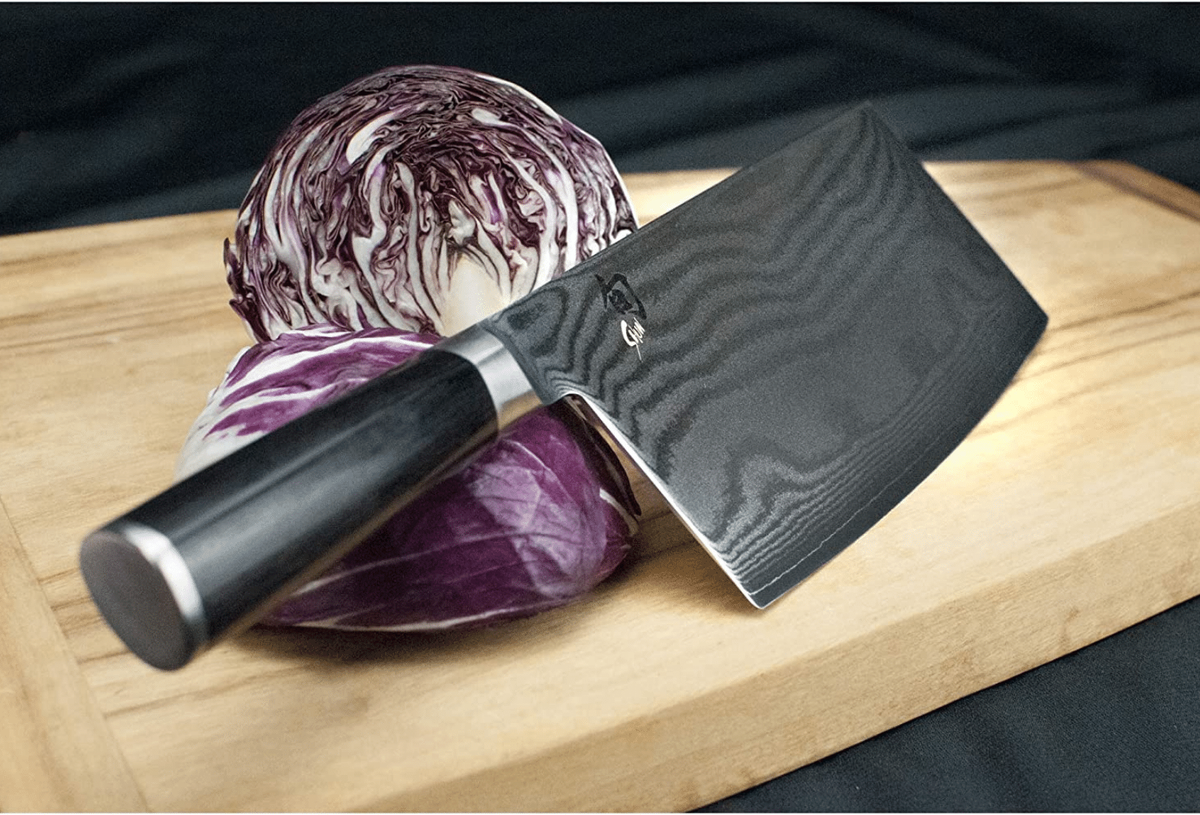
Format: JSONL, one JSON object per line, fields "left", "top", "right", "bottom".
{"left": 177, "top": 326, "right": 638, "bottom": 630}
{"left": 192, "top": 67, "right": 641, "bottom": 630}
{"left": 224, "top": 64, "right": 637, "bottom": 342}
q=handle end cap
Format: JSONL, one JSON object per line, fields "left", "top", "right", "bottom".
{"left": 80, "top": 525, "right": 206, "bottom": 671}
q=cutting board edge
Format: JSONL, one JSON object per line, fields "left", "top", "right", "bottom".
{"left": 0, "top": 504, "right": 149, "bottom": 811}
{"left": 1076, "top": 160, "right": 1200, "bottom": 223}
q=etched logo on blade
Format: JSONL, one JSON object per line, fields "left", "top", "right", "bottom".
{"left": 596, "top": 273, "right": 647, "bottom": 359}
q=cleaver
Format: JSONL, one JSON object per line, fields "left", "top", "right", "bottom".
{"left": 80, "top": 105, "right": 1047, "bottom": 670}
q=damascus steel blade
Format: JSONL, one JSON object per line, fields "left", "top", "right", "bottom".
{"left": 482, "top": 105, "right": 1047, "bottom": 607}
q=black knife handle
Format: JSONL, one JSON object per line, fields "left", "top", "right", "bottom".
{"left": 81, "top": 329, "right": 533, "bottom": 670}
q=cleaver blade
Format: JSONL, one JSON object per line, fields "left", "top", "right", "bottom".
{"left": 80, "top": 105, "right": 1047, "bottom": 670}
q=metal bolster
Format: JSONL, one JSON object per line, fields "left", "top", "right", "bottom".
{"left": 438, "top": 324, "right": 541, "bottom": 430}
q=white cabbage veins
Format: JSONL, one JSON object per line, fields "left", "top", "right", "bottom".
{"left": 225, "top": 65, "right": 637, "bottom": 341}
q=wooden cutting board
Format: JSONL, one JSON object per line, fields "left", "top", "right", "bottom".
{"left": 2, "top": 162, "right": 1198, "bottom": 812}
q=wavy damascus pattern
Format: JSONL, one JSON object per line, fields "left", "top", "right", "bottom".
{"left": 485, "top": 106, "right": 1047, "bottom": 606}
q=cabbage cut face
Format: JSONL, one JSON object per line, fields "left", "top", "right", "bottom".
{"left": 177, "top": 326, "right": 637, "bottom": 630}
{"left": 225, "top": 64, "right": 637, "bottom": 341}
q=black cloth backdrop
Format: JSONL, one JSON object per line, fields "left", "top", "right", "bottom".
{"left": 4, "top": 3, "right": 1198, "bottom": 810}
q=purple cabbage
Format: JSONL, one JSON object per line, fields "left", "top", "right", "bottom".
{"left": 177, "top": 325, "right": 637, "bottom": 630}
{"left": 224, "top": 64, "right": 637, "bottom": 342}
{"left": 184, "top": 66, "right": 642, "bottom": 630}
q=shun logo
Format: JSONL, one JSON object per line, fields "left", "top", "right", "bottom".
{"left": 595, "top": 273, "right": 647, "bottom": 359}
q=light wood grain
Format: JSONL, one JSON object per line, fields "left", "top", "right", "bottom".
{"left": 621, "top": 167, "right": 736, "bottom": 222}
{"left": 0, "top": 162, "right": 1198, "bottom": 811}
{"left": 0, "top": 507, "right": 146, "bottom": 811}
{"left": 1079, "top": 159, "right": 1200, "bottom": 221}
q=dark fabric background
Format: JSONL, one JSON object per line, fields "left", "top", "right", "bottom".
{"left": 4, "top": 3, "right": 1198, "bottom": 810}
